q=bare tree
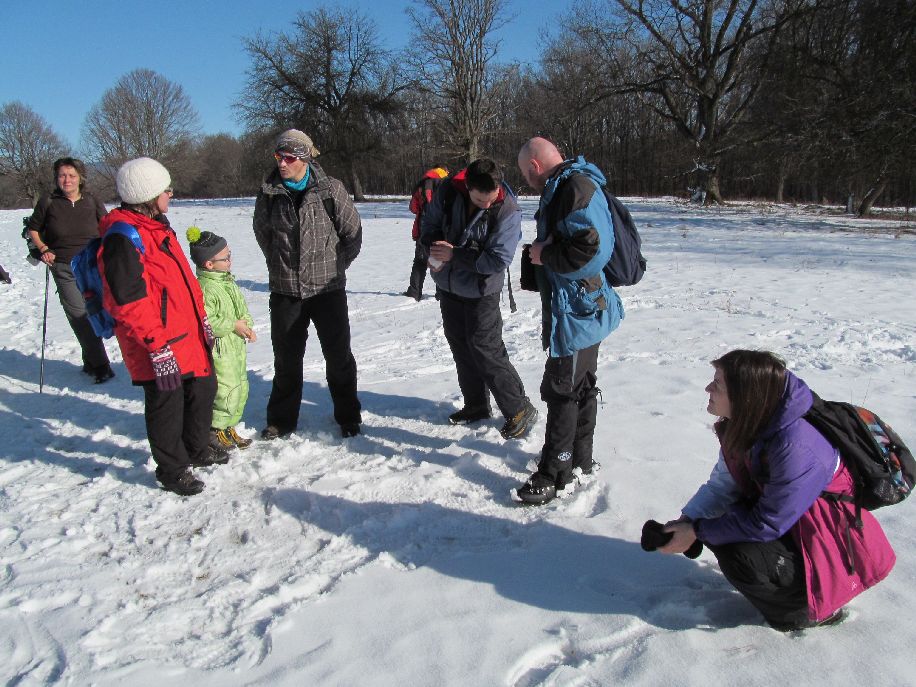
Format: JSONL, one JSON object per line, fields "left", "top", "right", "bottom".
{"left": 237, "top": 8, "right": 408, "bottom": 200}
{"left": 0, "top": 101, "right": 66, "bottom": 206}
{"left": 407, "top": 0, "right": 512, "bottom": 162}
{"left": 82, "top": 69, "right": 201, "bottom": 186}
{"left": 567, "top": 0, "right": 811, "bottom": 204}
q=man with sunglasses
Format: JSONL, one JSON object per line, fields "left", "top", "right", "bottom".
{"left": 253, "top": 129, "right": 363, "bottom": 439}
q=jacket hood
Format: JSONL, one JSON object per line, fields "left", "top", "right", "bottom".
{"left": 759, "top": 370, "right": 814, "bottom": 440}
{"left": 448, "top": 168, "right": 509, "bottom": 204}
{"left": 196, "top": 268, "right": 235, "bottom": 282}
{"left": 543, "top": 156, "right": 607, "bottom": 204}
{"left": 99, "top": 207, "right": 170, "bottom": 235}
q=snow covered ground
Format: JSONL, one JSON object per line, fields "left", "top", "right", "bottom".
{"left": 1, "top": 196, "right": 914, "bottom": 686}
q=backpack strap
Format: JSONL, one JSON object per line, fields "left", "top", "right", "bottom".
{"left": 104, "top": 221, "right": 145, "bottom": 252}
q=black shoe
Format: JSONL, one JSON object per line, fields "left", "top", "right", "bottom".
{"left": 341, "top": 422, "right": 360, "bottom": 438}
{"left": 93, "top": 364, "right": 115, "bottom": 384}
{"left": 770, "top": 608, "right": 848, "bottom": 632}
{"left": 261, "top": 425, "right": 293, "bottom": 441}
{"left": 448, "top": 405, "right": 492, "bottom": 425}
{"left": 403, "top": 290, "right": 421, "bottom": 302}
{"left": 517, "top": 474, "right": 557, "bottom": 505}
{"left": 191, "top": 444, "right": 230, "bottom": 467}
{"left": 578, "top": 460, "right": 600, "bottom": 476}
{"left": 500, "top": 400, "right": 538, "bottom": 439}
{"left": 155, "top": 467, "right": 204, "bottom": 496}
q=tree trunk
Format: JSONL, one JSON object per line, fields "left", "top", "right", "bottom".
{"left": 702, "top": 162, "right": 724, "bottom": 206}
{"left": 349, "top": 164, "right": 366, "bottom": 202}
{"left": 858, "top": 176, "right": 888, "bottom": 217}
{"left": 776, "top": 156, "right": 789, "bottom": 204}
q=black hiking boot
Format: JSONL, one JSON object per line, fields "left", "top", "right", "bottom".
{"left": 261, "top": 425, "right": 293, "bottom": 441}
{"left": 517, "top": 473, "right": 558, "bottom": 505}
{"left": 500, "top": 400, "right": 538, "bottom": 439}
{"left": 769, "top": 608, "right": 848, "bottom": 632}
{"left": 155, "top": 467, "right": 204, "bottom": 496}
{"left": 93, "top": 364, "right": 115, "bottom": 384}
{"left": 341, "top": 422, "right": 361, "bottom": 438}
{"left": 448, "top": 405, "right": 492, "bottom": 425}
{"left": 191, "top": 443, "right": 230, "bottom": 467}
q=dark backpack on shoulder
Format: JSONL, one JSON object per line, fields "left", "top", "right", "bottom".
{"left": 805, "top": 394, "right": 915, "bottom": 512}
{"left": 602, "top": 189, "right": 646, "bottom": 287}
{"left": 71, "top": 222, "right": 145, "bottom": 339}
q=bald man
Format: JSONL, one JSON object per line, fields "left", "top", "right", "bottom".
{"left": 515, "top": 137, "right": 624, "bottom": 505}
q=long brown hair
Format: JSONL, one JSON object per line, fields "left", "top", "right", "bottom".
{"left": 712, "top": 350, "right": 787, "bottom": 455}
{"left": 120, "top": 199, "right": 161, "bottom": 219}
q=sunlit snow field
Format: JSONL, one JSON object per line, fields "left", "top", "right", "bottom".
{"left": 1, "top": 196, "right": 914, "bottom": 686}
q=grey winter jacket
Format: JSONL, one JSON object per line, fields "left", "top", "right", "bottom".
{"left": 253, "top": 163, "right": 362, "bottom": 298}
{"left": 419, "top": 178, "right": 521, "bottom": 299}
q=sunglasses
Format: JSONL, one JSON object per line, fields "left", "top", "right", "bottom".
{"left": 163, "top": 187, "right": 174, "bottom": 196}
{"left": 273, "top": 152, "right": 301, "bottom": 165}
{"left": 211, "top": 252, "right": 232, "bottom": 262}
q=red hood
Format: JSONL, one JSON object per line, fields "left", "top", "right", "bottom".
{"left": 450, "top": 168, "right": 506, "bottom": 203}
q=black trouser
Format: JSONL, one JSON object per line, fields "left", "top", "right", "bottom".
{"left": 536, "top": 343, "right": 600, "bottom": 486}
{"left": 708, "top": 534, "right": 809, "bottom": 628}
{"left": 50, "top": 261, "right": 110, "bottom": 371}
{"left": 439, "top": 289, "right": 527, "bottom": 418}
{"left": 267, "top": 289, "right": 361, "bottom": 430}
{"left": 406, "top": 242, "right": 427, "bottom": 297}
{"left": 144, "top": 373, "right": 216, "bottom": 475}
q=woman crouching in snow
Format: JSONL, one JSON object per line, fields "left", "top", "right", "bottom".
{"left": 658, "top": 349, "right": 895, "bottom": 631}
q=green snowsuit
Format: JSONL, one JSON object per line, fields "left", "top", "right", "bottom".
{"left": 196, "top": 269, "right": 254, "bottom": 429}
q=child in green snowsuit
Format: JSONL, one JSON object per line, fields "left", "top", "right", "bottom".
{"left": 187, "top": 227, "right": 256, "bottom": 449}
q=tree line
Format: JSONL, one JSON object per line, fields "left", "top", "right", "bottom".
{"left": 1, "top": 0, "right": 913, "bottom": 215}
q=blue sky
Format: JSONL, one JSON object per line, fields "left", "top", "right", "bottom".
{"left": 0, "top": 0, "right": 569, "bottom": 153}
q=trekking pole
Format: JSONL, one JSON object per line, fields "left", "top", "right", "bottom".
{"left": 506, "top": 268, "right": 517, "bottom": 313}
{"left": 39, "top": 264, "right": 50, "bottom": 393}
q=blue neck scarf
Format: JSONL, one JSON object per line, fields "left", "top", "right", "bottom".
{"left": 283, "top": 165, "right": 310, "bottom": 192}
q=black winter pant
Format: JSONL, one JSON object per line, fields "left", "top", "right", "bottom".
{"left": 439, "top": 289, "right": 527, "bottom": 419}
{"left": 144, "top": 373, "right": 216, "bottom": 475}
{"left": 708, "top": 534, "right": 809, "bottom": 628}
{"left": 267, "top": 290, "right": 361, "bottom": 430}
{"left": 536, "top": 343, "right": 600, "bottom": 486}
{"left": 406, "top": 242, "right": 427, "bottom": 298}
{"left": 50, "top": 261, "right": 110, "bottom": 371}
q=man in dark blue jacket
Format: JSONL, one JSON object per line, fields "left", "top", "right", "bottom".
{"left": 515, "top": 138, "right": 624, "bottom": 504}
{"left": 420, "top": 158, "right": 537, "bottom": 439}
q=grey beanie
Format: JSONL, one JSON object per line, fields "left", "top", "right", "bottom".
{"left": 186, "top": 226, "right": 228, "bottom": 266}
{"left": 275, "top": 129, "right": 320, "bottom": 159}
{"left": 116, "top": 157, "right": 171, "bottom": 204}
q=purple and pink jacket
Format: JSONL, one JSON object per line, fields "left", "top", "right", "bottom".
{"left": 684, "top": 371, "right": 895, "bottom": 621}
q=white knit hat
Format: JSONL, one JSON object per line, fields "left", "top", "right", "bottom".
{"left": 116, "top": 157, "right": 172, "bottom": 204}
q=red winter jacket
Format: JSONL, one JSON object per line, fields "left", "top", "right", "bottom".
{"left": 409, "top": 169, "right": 448, "bottom": 240}
{"left": 98, "top": 208, "right": 212, "bottom": 384}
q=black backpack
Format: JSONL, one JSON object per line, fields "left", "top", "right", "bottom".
{"left": 805, "top": 394, "right": 915, "bottom": 513}
{"left": 602, "top": 189, "right": 647, "bottom": 287}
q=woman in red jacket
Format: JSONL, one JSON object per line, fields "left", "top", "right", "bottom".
{"left": 98, "top": 157, "right": 227, "bottom": 496}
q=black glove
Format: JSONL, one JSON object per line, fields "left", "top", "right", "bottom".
{"left": 150, "top": 345, "right": 182, "bottom": 392}
{"left": 640, "top": 519, "right": 704, "bottom": 559}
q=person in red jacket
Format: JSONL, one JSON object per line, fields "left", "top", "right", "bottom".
{"left": 98, "top": 157, "right": 228, "bottom": 496}
{"left": 404, "top": 166, "right": 448, "bottom": 301}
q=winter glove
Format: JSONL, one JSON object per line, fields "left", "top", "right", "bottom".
{"left": 202, "top": 315, "right": 216, "bottom": 349}
{"left": 149, "top": 345, "right": 182, "bottom": 392}
{"left": 640, "top": 519, "right": 704, "bottom": 559}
